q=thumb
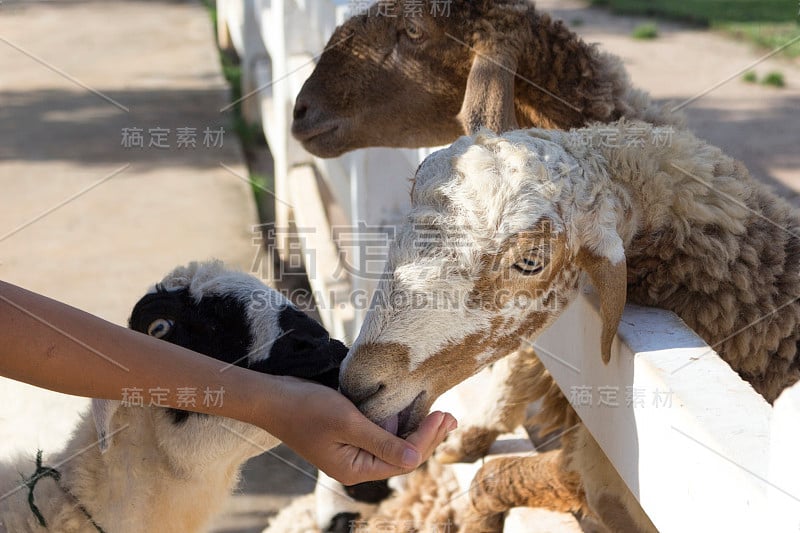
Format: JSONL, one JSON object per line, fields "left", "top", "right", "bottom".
{"left": 359, "top": 411, "right": 449, "bottom": 469}
{"left": 405, "top": 411, "right": 457, "bottom": 458}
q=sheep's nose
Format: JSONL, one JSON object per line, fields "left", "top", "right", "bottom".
{"left": 339, "top": 381, "right": 384, "bottom": 406}
{"left": 339, "top": 341, "right": 410, "bottom": 406}
{"left": 293, "top": 98, "right": 309, "bottom": 121}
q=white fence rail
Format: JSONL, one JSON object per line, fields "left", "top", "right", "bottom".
{"left": 218, "top": 1, "right": 800, "bottom": 530}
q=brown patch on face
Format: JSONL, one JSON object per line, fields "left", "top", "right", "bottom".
{"left": 340, "top": 342, "right": 415, "bottom": 405}
{"left": 340, "top": 338, "right": 484, "bottom": 434}
{"left": 469, "top": 224, "right": 571, "bottom": 313}
{"left": 342, "top": 222, "right": 585, "bottom": 433}
{"left": 413, "top": 223, "right": 581, "bottom": 395}
{"left": 341, "top": 328, "right": 526, "bottom": 433}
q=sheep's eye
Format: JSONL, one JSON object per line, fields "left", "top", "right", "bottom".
{"left": 513, "top": 257, "right": 544, "bottom": 275}
{"left": 147, "top": 318, "right": 174, "bottom": 339}
{"left": 405, "top": 20, "right": 424, "bottom": 41}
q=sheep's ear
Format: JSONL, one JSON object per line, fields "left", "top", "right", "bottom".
{"left": 91, "top": 399, "right": 121, "bottom": 453}
{"left": 458, "top": 51, "right": 519, "bottom": 134}
{"left": 576, "top": 249, "right": 627, "bottom": 364}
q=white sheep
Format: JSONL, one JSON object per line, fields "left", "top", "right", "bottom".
{"left": 0, "top": 261, "right": 347, "bottom": 533}
{"left": 338, "top": 122, "right": 800, "bottom": 531}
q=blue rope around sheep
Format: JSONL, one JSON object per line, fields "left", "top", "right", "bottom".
{"left": 22, "top": 450, "right": 107, "bottom": 533}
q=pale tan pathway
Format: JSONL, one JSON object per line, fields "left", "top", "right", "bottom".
{"left": 0, "top": 0, "right": 260, "bottom": 518}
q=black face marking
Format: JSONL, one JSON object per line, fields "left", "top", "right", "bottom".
{"left": 343, "top": 479, "right": 391, "bottom": 503}
{"left": 249, "top": 305, "right": 348, "bottom": 389}
{"left": 129, "top": 289, "right": 253, "bottom": 366}
{"left": 324, "top": 512, "right": 361, "bottom": 533}
{"left": 129, "top": 289, "right": 254, "bottom": 424}
{"left": 128, "top": 286, "right": 348, "bottom": 424}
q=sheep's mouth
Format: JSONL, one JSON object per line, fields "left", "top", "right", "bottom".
{"left": 291, "top": 120, "right": 339, "bottom": 145}
{"left": 377, "top": 391, "right": 426, "bottom": 438}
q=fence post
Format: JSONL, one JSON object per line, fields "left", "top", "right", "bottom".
{"left": 768, "top": 383, "right": 800, "bottom": 531}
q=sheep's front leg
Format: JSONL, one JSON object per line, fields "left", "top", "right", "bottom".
{"left": 436, "top": 347, "right": 542, "bottom": 463}
{"left": 460, "top": 450, "right": 586, "bottom": 533}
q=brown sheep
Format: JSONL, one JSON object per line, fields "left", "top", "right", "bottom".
{"left": 291, "top": 0, "right": 682, "bottom": 158}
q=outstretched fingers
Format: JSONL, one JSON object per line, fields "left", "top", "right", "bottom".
{"left": 343, "top": 410, "right": 457, "bottom": 483}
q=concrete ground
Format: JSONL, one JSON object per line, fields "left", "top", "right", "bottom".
{"left": 0, "top": 1, "right": 294, "bottom": 531}
{"left": 0, "top": 1, "right": 798, "bottom": 533}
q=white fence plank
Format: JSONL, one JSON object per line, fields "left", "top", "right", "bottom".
{"left": 768, "top": 382, "right": 800, "bottom": 530}
{"left": 287, "top": 165, "right": 352, "bottom": 340}
{"left": 536, "top": 289, "right": 773, "bottom": 531}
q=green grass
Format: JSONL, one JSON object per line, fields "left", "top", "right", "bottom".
{"left": 631, "top": 22, "right": 659, "bottom": 39}
{"left": 720, "top": 22, "right": 800, "bottom": 57}
{"left": 201, "top": 0, "right": 265, "bottom": 149}
{"left": 249, "top": 173, "right": 276, "bottom": 200}
{"left": 592, "top": 0, "right": 800, "bottom": 57}
{"left": 742, "top": 70, "right": 758, "bottom": 82}
{"left": 591, "top": 0, "right": 796, "bottom": 24}
{"left": 742, "top": 70, "right": 787, "bottom": 87}
{"left": 762, "top": 70, "right": 787, "bottom": 86}
{"left": 218, "top": 49, "right": 266, "bottom": 145}
{"left": 219, "top": 53, "right": 266, "bottom": 147}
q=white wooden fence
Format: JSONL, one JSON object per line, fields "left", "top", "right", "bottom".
{"left": 216, "top": 1, "right": 800, "bottom": 531}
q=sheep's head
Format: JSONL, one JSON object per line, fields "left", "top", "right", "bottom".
{"left": 129, "top": 261, "right": 347, "bottom": 391}
{"left": 92, "top": 261, "right": 347, "bottom": 451}
{"left": 292, "top": 0, "right": 529, "bottom": 157}
{"left": 340, "top": 130, "right": 628, "bottom": 436}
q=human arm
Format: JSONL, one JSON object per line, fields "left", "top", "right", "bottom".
{"left": 0, "top": 280, "right": 456, "bottom": 483}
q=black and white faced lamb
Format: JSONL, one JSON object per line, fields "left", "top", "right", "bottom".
{"left": 0, "top": 260, "right": 348, "bottom": 533}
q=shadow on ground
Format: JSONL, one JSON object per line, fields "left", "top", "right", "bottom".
{"left": 0, "top": 88, "right": 243, "bottom": 169}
